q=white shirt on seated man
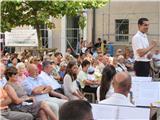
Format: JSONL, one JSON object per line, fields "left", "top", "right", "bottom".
{"left": 99, "top": 72, "right": 134, "bottom": 106}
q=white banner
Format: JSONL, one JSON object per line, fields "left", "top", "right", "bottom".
{"left": 5, "top": 29, "right": 38, "bottom": 47}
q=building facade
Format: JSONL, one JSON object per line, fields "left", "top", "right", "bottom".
{"left": 12, "top": 1, "right": 160, "bottom": 54}
{"left": 87, "top": 0, "right": 160, "bottom": 49}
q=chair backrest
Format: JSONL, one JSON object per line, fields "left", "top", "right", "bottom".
{"left": 84, "top": 92, "right": 96, "bottom": 103}
{"left": 96, "top": 86, "right": 100, "bottom": 102}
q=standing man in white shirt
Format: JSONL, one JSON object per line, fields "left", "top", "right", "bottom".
{"left": 132, "top": 18, "right": 157, "bottom": 76}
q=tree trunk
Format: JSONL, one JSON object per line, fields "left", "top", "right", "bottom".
{"left": 34, "top": 11, "right": 42, "bottom": 49}
{"left": 35, "top": 22, "right": 42, "bottom": 49}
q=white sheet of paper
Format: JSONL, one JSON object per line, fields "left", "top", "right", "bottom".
{"left": 118, "top": 106, "right": 150, "bottom": 120}
{"left": 131, "top": 82, "right": 160, "bottom": 106}
{"left": 91, "top": 104, "right": 150, "bottom": 120}
{"left": 132, "top": 77, "right": 152, "bottom": 82}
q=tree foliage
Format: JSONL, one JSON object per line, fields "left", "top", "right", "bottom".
{"left": 1, "top": 0, "right": 108, "bottom": 48}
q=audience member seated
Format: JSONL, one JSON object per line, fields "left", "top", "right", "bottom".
{"left": 0, "top": 62, "right": 7, "bottom": 88}
{"left": 87, "top": 66, "right": 101, "bottom": 87}
{"left": 99, "top": 72, "right": 134, "bottom": 106}
{"left": 96, "top": 52, "right": 105, "bottom": 73}
{"left": 87, "top": 66, "right": 96, "bottom": 82}
{"left": 38, "top": 61, "right": 65, "bottom": 94}
{"left": 7, "top": 56, "right": 18, "bottom": 68}
{"left": 116, "top": 55, "right": 127, "bottom": 72}
{"left": 152, "top": 49, "right": 160, "bottom": 68}
{"left": 1, "top": 56, "right": 8, "bottom": 67}
{"left": 51, "top": 59, "right": 61, "bottom": 81}
{"left": 115, "top": 49, "right": 123, "bottom": 57}
{"left": 0, "top": 62, "right": 33, "bottom": 120}
{"left": 22, "top": 64, "right": 67, "bottom": 117}
{"left": 77, "top": 60, "right": 99, "bottom": 95}
{"left": 97, "top": 65, "right": 116, "bottom": 102}
{"left": 4, "top": 66, "right": 57, "bottom": 120}
{"left": 124, "top": 49, "right": 134, "bottom": 71}
{"left": 151, "top": 49, "right": 160, "bottom": 80}
{"left": 32, "top": 57, "right": 42, "bottom": 74}
{"left": 54, "top": 52, "right": 63, "bottom": 66}
{"left": 59, "top": 61, "right": 67, "bottom": 83}
{"left": 16, "top": 62, "right": 27, "bottom": 84}
{"left": 0, "top": 87, "right": 34, "bottom": 120}
{"left": 59, "top": 100, "right": 93, "bottom": 120}
{"left": 63, "top": 60, "right": 86, "bottom": 100}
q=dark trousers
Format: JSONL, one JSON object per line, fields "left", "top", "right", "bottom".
{"left": 82, "top": 86, "right": 97, "bottom": 94}
{"left": 134, "top": 61, "right": 150, "bottom": 77}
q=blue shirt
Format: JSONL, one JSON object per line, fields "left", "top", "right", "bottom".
{"left": 22, "top": 76, "right": 50, "bottom": 102}
{"left": 38, "top": 71, "right": 61, "bottom": 90}
{"left": 107, "top": 43, "right": 114, "bottom": 57}
{"left": 59, "top": 71, "right": 65, "bottom": 78}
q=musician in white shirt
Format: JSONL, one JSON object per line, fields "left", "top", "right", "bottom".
{"left": 132, "top": 18, "right": 157, "bottom": 76}
{"left": 99, "top": 72, "right": 134, "bottom": 106}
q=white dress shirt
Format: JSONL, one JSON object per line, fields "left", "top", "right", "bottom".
{"left": 38, "top": 71, "right": 61, "bottom": 90}
{"left": 99, "top": 93, "right": 134, "bottom": 106}
{"left": 132, "top": 31, "right": 150, "bottom": 62}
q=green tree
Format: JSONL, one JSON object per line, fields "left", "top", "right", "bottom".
{"left": 1, "top": 0, "right": 108, "bottom": 48}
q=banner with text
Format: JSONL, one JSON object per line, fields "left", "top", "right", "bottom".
{"left": 5, "top": 29, "right": 38, "bottom": 47}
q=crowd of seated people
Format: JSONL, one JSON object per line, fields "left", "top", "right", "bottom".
{"left": 0, "top": 37, "right": 159, "bottom": 119}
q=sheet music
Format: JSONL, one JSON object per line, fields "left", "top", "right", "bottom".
{"left": 92, "top": 104, "right": 117, "bottom": 119}
{"left": 131, "top": 82, "right": 160, "bottom": 106}
{"left": 91, "top": 104, "right": 150, "bottom": 120}
{"left": 118, "top": 106, "right": 150, "bottom": 120}
{"left": 131, "top": 77, "right": 152, "bottom": 82}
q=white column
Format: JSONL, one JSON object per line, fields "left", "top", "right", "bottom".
{"left": 61, "top": 16, "right": 66, "bottom": 55}
{"left": 87, "top": 10, "right": 93, "bottom": 43}
{"left": 83, "top": 12, "right": 87, "bottom": 41}
{"left": 48, "top": 29, "right": 53, "bottom": 48}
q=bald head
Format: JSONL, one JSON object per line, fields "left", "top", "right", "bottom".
{"left": 113, "top": 72, "right": 131, "bottom": 96}
{"left": 27, "top": 64, "right": 39, "bottom": 78}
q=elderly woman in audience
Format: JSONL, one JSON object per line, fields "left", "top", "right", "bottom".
{"left": 97, "top": 65, "right": 116, "bottom": 102}
{"left": 63, "top": 60, "right": 86, "bottom": 100}
{"left": 5, "top": 66, "right": 58, "bottom": 120}
{"left": 16, "top": 62, "right": 28, "bottom": 84}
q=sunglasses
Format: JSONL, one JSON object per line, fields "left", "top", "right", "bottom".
{"left": 12, "top": 72, "right": 17, "bottom": 75}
